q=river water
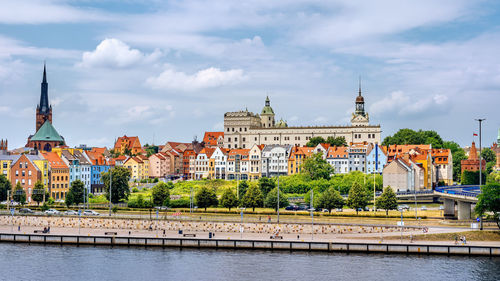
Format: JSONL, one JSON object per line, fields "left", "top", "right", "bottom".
{"left": 0, "top": 243, "right": 499, "bottom": 281}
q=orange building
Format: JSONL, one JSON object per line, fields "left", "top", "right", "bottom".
{"left": 203, "top": 132, "right": 224, "bottom": 148}
{"left": 41, "top": 151, "right": 69, "bottom": 201}
{"left": 114, "top": 136, "right": 143, "bottom": 155}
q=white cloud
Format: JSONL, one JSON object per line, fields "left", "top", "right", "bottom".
{"left": 0, "top": 0, "right": 111, "bottom": 24}
{"left": 78, "top": 38, "right": 162, "bottom": 68}
{"left": 370, "top": 91, "right": 448, "bottom": 117}
{"left": 146, "top": 67, "right": 247, "bottom": 91}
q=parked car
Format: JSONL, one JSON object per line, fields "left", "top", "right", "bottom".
{"left": 19, "top": 208, "right": 34, "bottom": 214}
{"left": 45, "top": 209, "right": 60, "bottom": 215}
{"left": 398, "top": 204, "right": 410, "bottom": 210}
{"left": 439, "top": 205, "right": 444, "bottom": 210}
{"left": 322, "top": 209, "right": 329, "bottom": 213}
{"left": 336, "top": 208, "right": 343, "bottom": 212}
{"left": 420, "top": 206, "right": 427, "bottom": 211}
{"left": 298, "top": 205, "right": 309, "bottom": 211}
{"left": 285, "top": 205, "right": 299, "bottom": 211}
{"left": 64, "top": 210, "right": 78, "bottom": 216}
{"left": 83, "top": 210, "right": 100, "bottom": 216}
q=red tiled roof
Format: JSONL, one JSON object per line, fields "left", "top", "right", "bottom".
{"left": 203, "top": 132, "right": 224, "bottom": 146}
{"left": 41, "top": 152, "right": 68, "bottom": 169}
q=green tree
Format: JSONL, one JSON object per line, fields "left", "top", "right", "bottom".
{"left": 475, "top": 182, "right": 500, "bottom": 229}
{"left": 326, "top": 136, "right": 347, "bottom": 147}
{"left": 461, "top": 170, "right": 487, "bottom": 185}
{"left": 481, "top": 148, "right": 497, "bottom": 164}
{"left": 375, "top": 187, "right": 398, "bottom": 216}
{"left": 237, "top": 180, "right": 249, "bottom": 200}
{"left": 452, "top": 149, "right": 467, "bottom": 182}
{"left": 316, "top": 187, "right": 344, "bottom": 213}
{"left": 346, "top": 182, "right": 368, "bottom": 215}
{"left": 13, "top": 182, "right": 26, "bottom": 204}
{"left": 264, "top": 187, "right": 289, "bottom": 210}
{"left": 144, "top": 144, "right": 159, "bottom": 157}
{"left": 65, "top": 180, "right": 85, "bottom": 207}
{"left": 195, "top": 186, "right": 218, "bottom": 211}
{"left": 305, "top": 136, "right": 326, "bottom": 147}
{"left": 301, "top": 153, "right": 333, "bottom": 180}
{"left": 31, "top": 181, "right": 45, "bottom": 205}
{"left": 102, "top": 166, "right": 131, "bottom": 203}
{"left": 152, "top": 182, "right": 170, "bottom": 206}
{"left": 258, "top": 177, "right": 275, "bottom": 198}
{"left": 240, "top": 184, "right": 263, "bottom": 211}
{"left": 0, "top": 175, "right": 11, "bottom": 201}
{"left": 382, "top": 128, "right": 443, "bottom": 148}
{"left": 219, "top": 188, "right": 238, "bottom": 211}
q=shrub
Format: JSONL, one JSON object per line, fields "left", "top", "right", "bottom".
{"left": 132, "top": 187, "right": 139, "bottom": 193}
{"left": 170, "top": 197, "right": 191, "bottom": 208}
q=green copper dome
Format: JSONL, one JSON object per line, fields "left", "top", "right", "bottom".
{"left": 276, "top": 119, "right": 288, "bottom": 128}
{"left": 261, "top": 96, "right": 275, "bottom": 115}
{"left": 30, "top": 121, "right": 64, "bottom": 142}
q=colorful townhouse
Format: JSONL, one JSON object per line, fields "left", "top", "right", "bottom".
{"left": 288, "top": 146, "right": 315, "bottom": 175}
{"left": 9, "top": 154, "right": 43, "bottom": 204}
{"left": 61, "top": 150, "right": 81, "bottom": 187}
{"left": 366, "top": 144, "right": 387, "bottom": 174}
{"left": 74, "top": 150, "right": 92, "bottom": 193}
{"left": 114, "top": 135, "right": 143, "bottom": 155}
{"left": 182, "top": 148, "right": 197, "bottom": 180}
{"left": 261, "top": 145, "right": 291, "bottom": 177}
{"left": 383, "top": 156, "right": 425, "bottom": 193}
{"left": 0, "top": 155, "right": 17, "bottom": 179}
{"left": 195, "top": 148, "right": 216, "bottom": 180}
{"left": 248, "top": 144, "right": 264, "bottom": 180}
{"left": 347, "top": 142, "right": 369, "bottom": 173}
{"left": 326, "top": 146, "right": 349, "bottom": 174}
{"left": 227, "top": 149, "right": 250, "bottom": 180}
{"left": 149, "top": 152, "right": 171, "bottom": 178}
{"left": 32, "top": 155, "right": 50, "bottom": 189}
{"left": 203, "top": 132, "right": 224, "bottom": 148}
{"left": 85, "top": 150, "right": 110, "bottom": 194}
{"left": 163, "top": 149, "right": 182, "bottom": 176}
{"left": 41, "top": 152, "right": 69, "bottom": 201}
{"left": 123, "top": 155, "right": 149, "bottom": 181}
{"left": 432, "top": 148, "right": 453, "bottom": 185}
{"left": 210, "top": 147, "right": 228, "bottom": 180}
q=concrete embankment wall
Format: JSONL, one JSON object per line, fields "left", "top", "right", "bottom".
{"left": 0, "top": 233, "right": 498, "bottom": 257}
{"left": 0, "top": 215, "right": 413, "bottom": 235}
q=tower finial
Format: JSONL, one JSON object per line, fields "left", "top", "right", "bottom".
{"left": 358, "top": 76, "right": 361, "bottom": 96}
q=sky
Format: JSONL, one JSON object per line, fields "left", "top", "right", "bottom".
{"left": 1, "top": 0, "right": 499, "bottom": 149}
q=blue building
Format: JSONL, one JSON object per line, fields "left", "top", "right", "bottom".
{"left": 366, "top": 144, "right": 387, "bottom": 174}
{"left": 86, "top": 151, "right": 110, "bottom": 194}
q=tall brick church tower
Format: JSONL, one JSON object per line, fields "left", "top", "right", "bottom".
{"left": 36, "top": 64, "right": 52, "bottom": 132}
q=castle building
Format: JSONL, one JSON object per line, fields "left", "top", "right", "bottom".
{"left": 461, "top": 141, "right": 486, "bottom": 173}
{"left": 223, "top": 84, "right": 381, "bottom": 149}
{"left": 26, "top": 64, "right": 65, "bottom": 151}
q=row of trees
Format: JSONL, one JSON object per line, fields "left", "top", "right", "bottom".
{"left": 305, "top": 136, "right": 347, "bottom": 148}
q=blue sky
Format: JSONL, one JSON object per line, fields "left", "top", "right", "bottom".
{"left": 1, "top": 0, "right": 499, "bottom": 149}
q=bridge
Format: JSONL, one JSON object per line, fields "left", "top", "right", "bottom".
{"left": 396, "top": 186, "right": 480, "bottom": 220}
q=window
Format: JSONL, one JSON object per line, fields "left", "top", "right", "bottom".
{"left": 28, "top": 170, "right": 32, "bottom": 176}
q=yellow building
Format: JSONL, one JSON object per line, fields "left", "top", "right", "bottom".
{"left": 51, "top": 147, "right": 82, "bottom": 158}
{"left": 33, "top": 158, "right": 50, "bottom": 189}
{"left": 0, "top": 157, "right": 15, "bottom": 179}
{"left": 288, "top": 146, "right": 315, "bottom": 175}
{"left": 124, "top": 156, "right": 149, "bottom": 181}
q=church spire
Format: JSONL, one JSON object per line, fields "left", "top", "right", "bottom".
{"left": 39, "top": 63, "right": 49, "bottom": 114}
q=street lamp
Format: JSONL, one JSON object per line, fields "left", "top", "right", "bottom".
{"left": 309, "top": 190, "right": 314, "bottom": 241}
{"left": 475, "top": 118, "right": 485, "bottom": 230}
{"left": 109, "top": 167, "right": 113, "bottom": 217}
{"left": 239, "top": 207, "right": 246, "bottom": 239}
{"left": 475, "top": 119, "right": 485, "bottom": 187}
{"left": 277, "top": 154, "right": 281, "bottom": 223}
